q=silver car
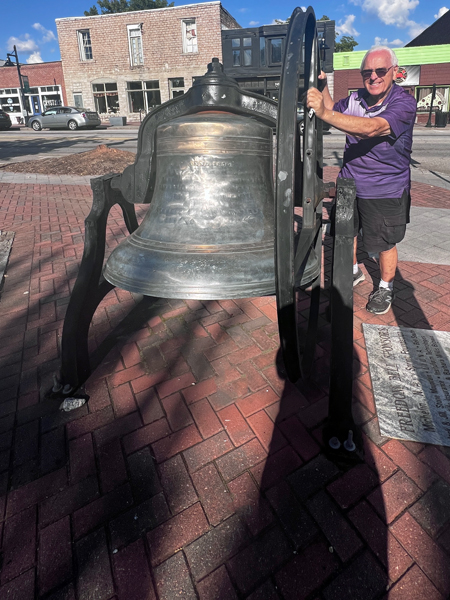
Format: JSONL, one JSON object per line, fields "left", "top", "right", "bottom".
{"left": 0, "top": 109, "right": 12, "bottom": 130}
{"left": 28, "top": 106, "right": 101, "bottom": 131}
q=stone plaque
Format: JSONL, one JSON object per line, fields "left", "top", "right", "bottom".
{"left": 363, "top": 324, "right": 450, "bottom": 447}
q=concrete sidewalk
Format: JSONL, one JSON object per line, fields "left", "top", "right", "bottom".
{"left": 0, "top": 167, "right": 450, "bottom": 599}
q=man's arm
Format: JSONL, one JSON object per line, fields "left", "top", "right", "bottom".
{"left": 307, "top": 87, "right": 391, "bottom": 139}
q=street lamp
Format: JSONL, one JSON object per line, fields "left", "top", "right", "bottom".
{"left": 3, "top": 45, "right": 29, "bottom": 124}
{"left": 425, "top": 83, "right": 436, "bottom": 128}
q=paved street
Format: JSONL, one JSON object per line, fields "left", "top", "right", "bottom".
{"left": 0, "top": 127, "right": 139, "bottom": 164}
{"left": 322, "top": 127, "right": 450, "bottom": 180}
{"left": 1, "top": 123, "right": 450, "bottom": 189}
{"left": 0, "top": 163, "right": 450, "bottom": 599}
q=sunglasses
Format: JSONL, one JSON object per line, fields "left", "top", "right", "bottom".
{"left": 361, "top": 66, "right": 394, "bottom": 79}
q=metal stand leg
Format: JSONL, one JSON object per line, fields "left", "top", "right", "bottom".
{"left": 300, "top": 202, "right": 323, "bottom": 378}
{"left": 324, "top": 178, "right": 363, "bottom": 465}
{"left": 50, "top": 174, "right": 139, "bottom": 397}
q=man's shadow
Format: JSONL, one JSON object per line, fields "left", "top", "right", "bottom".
{"left": 255, "top": 228, "right": 450, "bottom": 596}
{"left": 255, "top": 288, "right": 390, "bottom": 597}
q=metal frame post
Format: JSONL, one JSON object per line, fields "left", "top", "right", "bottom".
{"left": 324, "top": 178, "right": 363, "bottom": 463}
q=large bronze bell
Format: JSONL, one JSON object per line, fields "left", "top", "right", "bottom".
{"left": 104, "top": 111, "right": 276, "bottom": 299}
{"left": 56, "top": 10, "right": 361, "bottom": 464}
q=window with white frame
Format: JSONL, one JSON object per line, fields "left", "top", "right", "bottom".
{"left": 128, "top": 24, "right": 144, "bottom": 66}
{"left": 0, "top": 89, "right": 22, "bottom": 113}
{"left": 182, "top": 19, "right": 198, "bottom": 53}
{"left": 77, "top": 30, "right": 93, "bottom": 61}
{"left": 169, "top": 78, "right": 185, "bottom": 98}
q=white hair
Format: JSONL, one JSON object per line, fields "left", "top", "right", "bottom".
{"left": 360, "top": 46, "right": 398, "bottom": 70}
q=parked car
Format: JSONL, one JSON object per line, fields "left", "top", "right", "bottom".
{"left": 0, "top": 110, "right": 12, "bottom": 130}
{"left": 28, "top": 107, "right": 101, "bottom": 131}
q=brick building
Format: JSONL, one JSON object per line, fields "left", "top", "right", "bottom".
{"left": 56, "top": 1, "right": 240, "bottom": 121}
{"left": 0, "top": 61, "right": 66, "bottom": 125}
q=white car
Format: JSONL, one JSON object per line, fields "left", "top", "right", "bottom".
{"left": 28, "top": 106, "right": 101, "bottom": 131}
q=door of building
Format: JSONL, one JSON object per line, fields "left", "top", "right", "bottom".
{"left": 31, "top": 96, "right": 41, "bottom": 115}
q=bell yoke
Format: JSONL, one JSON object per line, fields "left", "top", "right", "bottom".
{"left": 54, "top": 7, "right": 361, "bottom": 463}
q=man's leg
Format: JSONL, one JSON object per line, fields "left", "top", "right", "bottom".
{"left": 353, "top": 237, "right": 366, "bottom": 286}
{"left": 357, "top": 194, "right": 408, "bottom": 314}
{"left": 366, "top": 245, "right": 397, "bottom": 314}
{"left": 379, "top": 245, "right": 398, "bottom": 284}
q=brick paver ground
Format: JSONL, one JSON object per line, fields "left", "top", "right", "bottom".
{"left": 1, "top": 167, "right": 450, "bottom": 599}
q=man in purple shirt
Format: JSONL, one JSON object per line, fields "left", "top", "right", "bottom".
{"left": 307, "top": 47, "right": 417, "bottom": 314}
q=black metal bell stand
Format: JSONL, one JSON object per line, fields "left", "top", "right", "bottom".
{"left": 275, "top": 8, "right": 361, "bottom": 463}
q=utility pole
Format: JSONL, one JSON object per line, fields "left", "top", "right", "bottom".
{"left": 4, "top": 45, "right": 29, "bottom": 124}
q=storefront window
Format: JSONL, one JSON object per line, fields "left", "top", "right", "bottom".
{"left": 0, "top": 92, "right": 21, "bottom": 113}
{"left": 92, "top": 82, "right": 119, "bottom": 114}
{"left": 1, "top": 85, "right": 61, "bottom": 119}
{"left": 42, "top": 94, "right": 62, "bottom": 110}
{"left": 127, "top": 80, "right": 161, "bottom": 113}
{"left": 416, "top": 86, "right": 449, "bottom": 111}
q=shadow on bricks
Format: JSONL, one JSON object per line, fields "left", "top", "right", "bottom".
{"left": 2, "top": 177, "right": 450, "bottom": 598}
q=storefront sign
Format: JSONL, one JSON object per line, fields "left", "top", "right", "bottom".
{"left": 364, "top": 324, "right": 450, "bottom": 447}
{"left": 395, "top": 65, "right": 420, "bottom": 86}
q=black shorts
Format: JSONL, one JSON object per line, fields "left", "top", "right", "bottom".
{"left": 354, "top": 190, "right": 410, "bottom": 254}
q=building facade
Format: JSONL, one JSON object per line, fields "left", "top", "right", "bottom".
{"left": 333, "top": 45, "right": 450, "bottom": 124}
{"left": 221, "top": 20, "right": 336, "bottom": 100}
{"left": 56, "top": 1, "right": 240, "bottom": 121}
{"left": 0, "top": 61, "right": 66, "bottom": 125}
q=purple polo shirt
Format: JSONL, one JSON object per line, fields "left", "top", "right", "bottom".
{"left": 333, "top": 84, "right": 417, "bottom": 199}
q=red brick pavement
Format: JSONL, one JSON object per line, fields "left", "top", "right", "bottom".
{"left": 0, "top": 169, "right": 450, "bottom": 599}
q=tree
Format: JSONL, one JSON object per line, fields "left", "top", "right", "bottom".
{"left": 318, "top": 15, "right": 330, "bottom": 20}
{"left": 84, "top": 0, "right": 173, "bottom": 16}
{"left": 334, "top": 35, "right": 358, "bottom": 52}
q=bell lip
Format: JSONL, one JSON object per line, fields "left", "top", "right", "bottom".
{"left": 103, "top": 270, "right": 275, "bottom": 300}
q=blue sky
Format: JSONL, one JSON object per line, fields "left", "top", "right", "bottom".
{"left": 1, "top": 0, "right": 448, "bottom": 64}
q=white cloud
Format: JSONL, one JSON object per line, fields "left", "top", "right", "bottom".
{"left": 6, "top": 25, "right": 56, "bottom": 63}
{"left": 238, "top": 8, "right": 249, "bottom": 12}
{"left": 374, "top": 36, "right": 404, "bottom": 46}
{"left": 352, "top": 0, "right": 428, "bottom": 41}
{"left": 32, "top": 23, "right": 56, "bottom": 43}
{"left": 336, "top": 14, "right": 360, "bottom": 36}
{"left": 26, "top": 51, "right": 43, "bottom": 64}
{"left": 249, "top": 20, "right": 259, "bottom": 25}
{"left": 434, "top": 6, "right": 449, "bottom": 18}
{"left": 406, "top": 20, "right": 427, "bottom": 37}
{"left": 7, "top": 34, "right": 39, "bottom": 53}
{"left": 353, "top": 0, "right": 419, "bottom": 28}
